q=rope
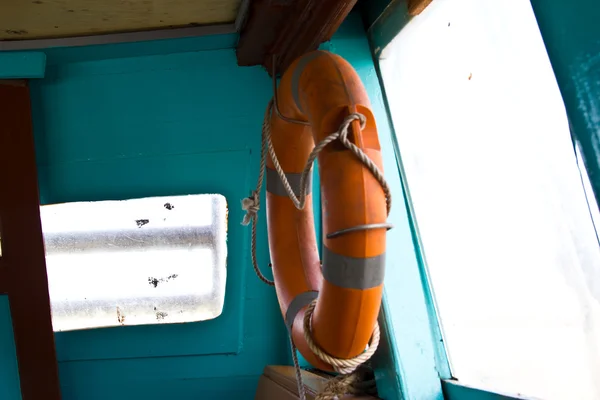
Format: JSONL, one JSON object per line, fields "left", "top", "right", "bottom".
{"left": 242, "top": 98, "right": 390, "bottom": 400}
{"left": 240, "top": 101, "right": 275, "bottom": 286}
{"left": 303, "top": 300, "right": 381, "bottom": 375}
{"left": 265, "top": 105, "right": 392, "bottom": 215}
{"left": 290, "top": 335, "right": 308, "bottom": 400}
{"left": 316, "top": 368, "right": 378, "bottom": 400}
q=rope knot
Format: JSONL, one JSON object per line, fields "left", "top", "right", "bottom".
{"left": 315, "top": 368, "right": 377, "bottom": 400}
{"left": 338, "top": 113, "right": 367, "bottom": 141}
{"left": 241, "top": 190, "right": 260, "bottom": 226}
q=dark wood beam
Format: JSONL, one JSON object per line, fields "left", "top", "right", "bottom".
{"left": 0, "top": 80, "right": 62, "bottom": 400}
{"left": 0, "top": 265, "right": 7, "bottom": 294}
{"left": 407, "top": 0, "right": 433, "bottom": 16}
{"left": 236, "top": 0, "right": 358, "bottom": 74}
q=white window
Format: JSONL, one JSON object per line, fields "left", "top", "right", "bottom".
{"left": 379, "top": 0, "right": 600, "bottom": 399}
{"left": 41, "top": 194, "right": 227, "bottom": 332}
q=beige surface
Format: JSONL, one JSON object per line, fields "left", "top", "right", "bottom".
{"left": 255, "top": 366, "right": 378, "bottom": 400}
{"left": 0, "top": 0, "right": 241, "bottom": 40}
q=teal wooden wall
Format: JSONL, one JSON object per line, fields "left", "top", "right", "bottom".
{"left": 0, "top": 13, "right": 408, "bottom": 400}
{"left": 33, "top": 39, "right": 290, "bottom": 400}
{"left": 2, "top": 29, "right": 286, "bottom": 400}
{"left": 0, "top": 297, "right": 21, "bottom": 400}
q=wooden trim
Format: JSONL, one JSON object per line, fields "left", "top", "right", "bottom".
{"left": 367, "top": 0, "right": 411, "bottom": 59}
{"left": 0, "top": 53, "right": 46, "bottom": 79}
{"left": 407, "top": 0, "right": 433, "bottom": 16}
{"left": 0, "top": 23, "right": 236, "bottom": 51}
{"left": 442, "top": 380, "right": 529, "bottom": 399}
{"left": 0, "top": 79, "right": 27, "bottom": 87}
{"left": 0, "top": 81, "right": 61, "bottom": 399}
{"left": 236, "top": 0, "right": 358, "bottom": 73}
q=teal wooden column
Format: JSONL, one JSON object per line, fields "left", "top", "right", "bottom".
{"left": 530, "top": 0, "right": 600, "bottom": 204}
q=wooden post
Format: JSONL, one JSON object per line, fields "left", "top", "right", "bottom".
{"left": 0, "top": 80, "right": 62, "bottom": 399}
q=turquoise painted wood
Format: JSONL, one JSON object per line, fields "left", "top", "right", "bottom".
{"left": 0, "top": 52, "right": 46, "bottom": 79}
{"left": 1, "top": 34, "right": 287, "bottom": 399}
{"left": 0, "top": 13, "right": 440, "bottom": 400}
{"left": 42, "top": 33, "right": 239, "bottom": 66}
{"left": 366, "top": 0, "right": 411, "bottom": 58}
{"left": 33, "top": 47, "right": 288, "bottom": 397}
{"left": 0, "top": 297, "right": 21, "bottom": 400}
{"left": 31, "top": 48, "right": 272, "bottom": 363}
{"left": 442, "top": 380, "right": 529, "bottom": 400}
{"left": 529, "top": 0, "right": 600, "bottom": 205}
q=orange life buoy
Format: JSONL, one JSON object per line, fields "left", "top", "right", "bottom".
{"left": 266, "top": 50, "right": 388, "bottom": 371}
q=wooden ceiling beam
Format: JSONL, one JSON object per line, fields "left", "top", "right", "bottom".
{"left": 236, "top": 0, "right": 358, "bottom": 74}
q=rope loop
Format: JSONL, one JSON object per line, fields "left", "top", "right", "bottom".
{"left": 265, "top": 107, "right": 392, "bottom": 215}
{"left": 340, "top": 112, "right": 367, "bottom": 133}
{"left": 302, "top": 300, "right": 380, "bottom": 375}
{"left": 241, "top": 190, "right": 260, "bottom": 226}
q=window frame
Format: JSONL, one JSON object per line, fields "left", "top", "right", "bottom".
{"left": 364, "top": 1, "right": 558, "bottom": 399}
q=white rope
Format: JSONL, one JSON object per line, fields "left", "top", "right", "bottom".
{"left": 240, "top": 101, "right": 275, "bottom": 286}
{"left": 264, "top": 104, "right": 392, "bottom": 215}
{"left": 303, "top": 300, "right": 380, "bottom": 375}
{"left": 290, "top": 335, "right": 308, "bottom": 400}
{"left": 242, "top": 98, "right": 390, "bottom": 400}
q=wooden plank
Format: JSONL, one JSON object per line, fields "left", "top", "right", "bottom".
{"left": 0, "top": 53, "right": 46, "bottom": 79}
{"left": 0, "top": 81, "right": 61, "bottom": 400}
{"left": 236, "top": 0, "right": 357, "bottom": 73}
{"left": 407, "top": 0, "right": 433, "bottom": 15}
{"left": 0, "top": 0, "right": 240, "bottom": 40}
{"left": 0, "top": 24, "right": 236, "bottom": 51}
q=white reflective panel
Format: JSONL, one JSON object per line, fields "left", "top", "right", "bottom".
{"left": 41, "top": 194, "right": 227, "bottom": 332}
{"left": 379, "top": 0, "right": 600, "bottom": 399}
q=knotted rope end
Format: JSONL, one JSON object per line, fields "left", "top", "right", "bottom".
{"left": 241, "top": 191, "right": 259, "bottom": 226}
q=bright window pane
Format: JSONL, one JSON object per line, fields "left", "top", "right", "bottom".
{"left": 41, "top": 194, "right": 227, "bottom": 332}
{"left": 379, "top": 1, "right": 600, "bottom": 399}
